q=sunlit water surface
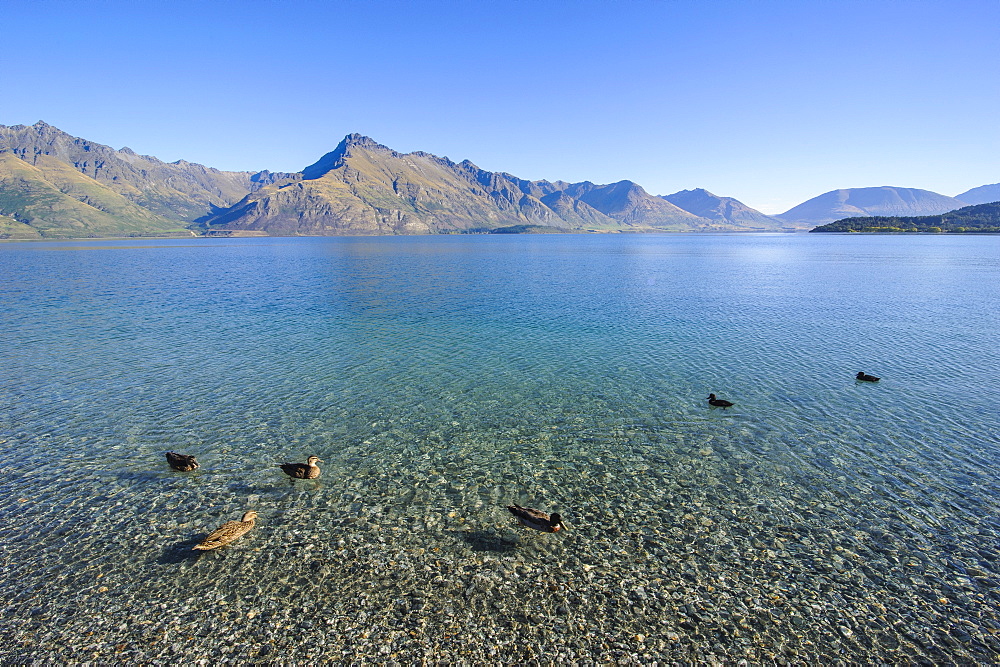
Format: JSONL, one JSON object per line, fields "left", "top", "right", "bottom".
{"left": 1, "top": 234, "right": 998, "bottom": 663}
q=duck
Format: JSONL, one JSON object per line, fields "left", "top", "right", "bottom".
{"left": 507, "top": 504, "right": 565, "bottom": 533}
{"left": 707, "top": 393, "right": 734, "bottom": 408}
{"left": 277, "top": 455, "right": 322, "bottom": 479}
{"left": 165, "top": 452, "right": 199, "bottom": 471}
{"left": 192, "top": 511, "right": 258, "bottom": 550}
{"left": 856, "top": 372, "right": 880, "bottom": 382}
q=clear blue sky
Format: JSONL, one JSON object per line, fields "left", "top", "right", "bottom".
{"left": 2, "top": 0, "right": 997, "bottom": 213}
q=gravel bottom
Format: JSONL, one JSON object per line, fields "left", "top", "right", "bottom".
{"left": 2, "top": 426, "right": 999, "bottom": 664}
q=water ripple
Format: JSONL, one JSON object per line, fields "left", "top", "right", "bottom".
{"left": 1, "top": 235, "right": 999, "bottom": 662}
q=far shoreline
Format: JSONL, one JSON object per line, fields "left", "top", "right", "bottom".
{"left": 9, "top": 230, "right": 1000, "bottom": 244}
{"left": 3, "top": 230, "right": 817, "bottom": 243}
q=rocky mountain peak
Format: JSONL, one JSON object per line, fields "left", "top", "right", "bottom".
{"left": 301, "top": 133, "right": 396, "bottom": 180}
{"left": 341, "top": 133, "right": 385, "bottom": 150}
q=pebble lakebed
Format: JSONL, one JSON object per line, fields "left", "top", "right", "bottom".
{"left": 3, "top": 408, "right": 998, "bottom": 664}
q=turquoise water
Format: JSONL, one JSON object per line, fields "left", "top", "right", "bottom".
{"left": 1, "top": 233, "right": 998, "bottom": 662}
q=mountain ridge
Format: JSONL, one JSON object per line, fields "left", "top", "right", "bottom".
{"left": 0, "top": 151, "right": 188, "bottom": 237}
{"left": 956, "top": 183, "right": 1000, "bottom": 206}
{"left": 200, "top": 133, "right": 732, "bottom": 236}
{"left": 1, "top": 121, "right": 995, "bottom": 238}
{"left": 0, "top": 121, "right": 294, "bottom": 224}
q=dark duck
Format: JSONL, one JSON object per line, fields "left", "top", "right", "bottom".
{"left": 707, "top": 393, "right": 734, "bottom": 408}
{"left": 856, "top": 372, "right": 880, "bottom": 382}
{"left": 165, "top": 452, "right": 199, "bottom": 471}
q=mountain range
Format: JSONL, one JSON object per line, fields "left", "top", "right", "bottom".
{"left": 0, "top": 121, "right": 996, "bottom": 238}
{"left": 200, "top": 134, "right": 799, "bottom": 236}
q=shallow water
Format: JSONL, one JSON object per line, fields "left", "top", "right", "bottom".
{"left": 1, "top": 233, "right": 998, "bottom": 662}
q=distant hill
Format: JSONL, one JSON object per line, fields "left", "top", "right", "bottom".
{"left": 810, "top": 201, "right": 1000, "bottom": 233}
{"left": 956, "top": 183, "right": 1000, "bottom": 206}
{"left": 201, "top": 134, "right": 730, "bottom": 235}
{"left": 0, "top": 152, "right": 188, "bottom": 238}
{"left": 778, "top": 187, "right": 968, "bottom": 225}
{"left": 0, "top": 211, "right": 40, "bottom": 239}
{"left": 660, "top": 188, "right": 797, "bottom": 230}
{"left": 0, "top": 121, "right": 294, "bottom": 237}
{"left": 557, "top": 180, "right": 712, "bottom": 229}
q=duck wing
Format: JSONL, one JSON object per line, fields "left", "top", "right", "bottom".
{"left": 193, "top": 519, "right": 255, "bottom": 550}
{"left": 278, "top": 462, "right": 309, "bottom": 478}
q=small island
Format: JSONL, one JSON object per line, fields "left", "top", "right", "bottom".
{"left": 810, "top": 201, "right": 1000, "bottom": 233}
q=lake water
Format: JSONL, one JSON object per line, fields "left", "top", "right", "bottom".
{"left": 1, "top": 233, "right": 998, "bottom": 662}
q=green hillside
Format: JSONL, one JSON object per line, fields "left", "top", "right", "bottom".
{"left": 0, "top": 122, "right": 283, "bottom": 223}
{"left": 0, "top": 212, "right": 41, "bottom": 239}
{"left": 810, "top": 201, "right": 1000, "bottom": 233}
{"left": 0, "top": 153, "right": 189, "bottom": 238}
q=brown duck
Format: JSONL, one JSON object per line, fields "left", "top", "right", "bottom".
{"left": 165, "top": 452, "right": 199, "bottom": 471}
{"left": 507, "top": 504, "right": 565, "bottom": 532}
{"left": 192, "top": 511, "right": 258, "bottom": 550}
{"left": 277, "top": 455, "right": 322, "bottom": 479}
